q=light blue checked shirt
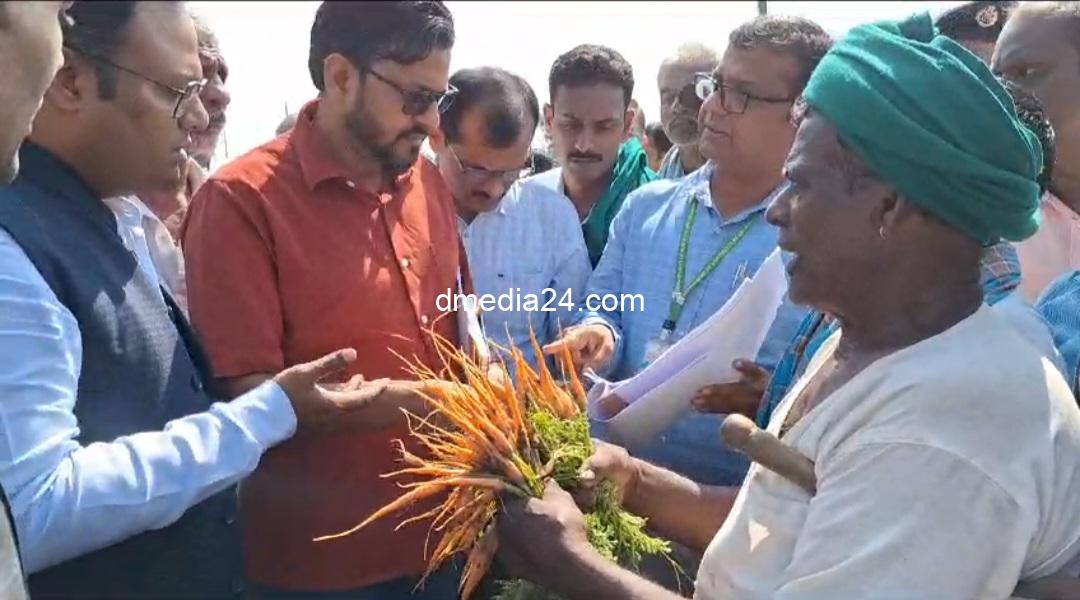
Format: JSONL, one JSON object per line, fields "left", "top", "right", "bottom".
{"left": 461, "top": 177, "right": 592, "bottom": 371}
{"left": 578, "top": 163, "right": 808, "bottom": 485}
{"left": 1037, "top": 271, "right": 1080, "bottom": 396}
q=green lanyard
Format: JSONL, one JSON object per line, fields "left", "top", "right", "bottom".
{"left": 662, "top": 197, "right": 756, "bottom": 333}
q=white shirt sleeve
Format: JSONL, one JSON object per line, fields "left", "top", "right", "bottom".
{"left": 775, "top": 441, "right": 1027, "bottom": 599}
{"left": 0, "top": 229, "right": 298, "bottom": 573}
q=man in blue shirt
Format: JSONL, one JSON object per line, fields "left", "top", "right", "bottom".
{"left": 429, "top": 67, "right": 592, "bottom": 372}
{"left": 545, "top": 15, "right": 832, "bottom": 486}
{"left": 0, "top": 3, "right": 78, "bottom": 597}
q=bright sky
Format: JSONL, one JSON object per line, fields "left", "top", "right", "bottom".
{"left": 190, "top": 1, "right": 964, "bottom": 166}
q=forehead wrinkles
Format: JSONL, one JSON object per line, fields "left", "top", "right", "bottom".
{"left": 1000, "top": 13, "right": 1074, "bottom": 58}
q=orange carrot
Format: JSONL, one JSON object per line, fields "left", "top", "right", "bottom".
{"left": 460, "top": 523, "right": 499, "bottom": 600}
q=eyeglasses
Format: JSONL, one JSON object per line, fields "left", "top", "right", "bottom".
{"left": 65, "top": 45, "right": 207, "bottom": 120}
{"left": 445, "top": 144, "right": 533, "bottom": 186}
{"left": 366, "top": 68, "right": 458, "bottom": 116}
{"left": 694, "top": 73, "right": 796, "bottom": 115}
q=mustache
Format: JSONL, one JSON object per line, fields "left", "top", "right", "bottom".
{"left": 568, "top": 152, "right": 602, "bottom": 162}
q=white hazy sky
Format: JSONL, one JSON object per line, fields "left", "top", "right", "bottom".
{"left": 190, "top": 1, "right": 964, "bottom": 165}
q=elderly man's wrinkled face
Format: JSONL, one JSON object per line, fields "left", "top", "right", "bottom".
{"left": 190, "top": 42, "right": 230, "bottom": 167}
{"left": 993, "top": 10, "right": 1080, "bottom": 161}
{"left": 658, "top": 62, "right": 712, "bottom": 146}
{"left": 766, "top": 111, "right": 890, "bottom": 311}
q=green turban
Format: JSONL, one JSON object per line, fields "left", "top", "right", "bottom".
{"left": 803, "top": 12, "right": 1043, "bottom": 245}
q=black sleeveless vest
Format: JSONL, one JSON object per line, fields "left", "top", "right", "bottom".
{"left": 0, "top": 144, "right": 243, "bottom": 599}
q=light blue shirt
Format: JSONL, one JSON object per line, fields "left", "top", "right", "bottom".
{"left": 460, "top": 177, "right": 592, "bottom": 370}
{"left": 0, "top": 228, "right": 297, "bottom": 573}
{"left": 657, "top": 146, "right": 687, "bottom": 180}
{"left": 1037, "top": 270, "right": 1080, "bottom": 395}
{"left": 578, "top": 163, "right": 808, "bottom": 485}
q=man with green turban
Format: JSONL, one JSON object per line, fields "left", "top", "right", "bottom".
{"left": 490, "top": 12, "right": 1080, "bottom": 599}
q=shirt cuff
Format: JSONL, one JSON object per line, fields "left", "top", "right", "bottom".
{"left": 576, "top": 315, "right": 623, "bottom": 379}
{"left": 214, "top": 380, "right": 297, "bottom": 450}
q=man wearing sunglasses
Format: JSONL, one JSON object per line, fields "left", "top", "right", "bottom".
{"left": 546, "top": 15, "right": 831, "bottom": 488}
{"left": 182, "top": 2, "right": 468, "bottom": 598}
{"left": 655, "top": 42, "right": 719, "bottom": 180}
{"left": 429, "top": 66, "right": 591, "bottom": 373}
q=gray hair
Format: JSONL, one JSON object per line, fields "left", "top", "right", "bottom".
{"left": 660, "top": 42, "right": 720, "bottom": 73}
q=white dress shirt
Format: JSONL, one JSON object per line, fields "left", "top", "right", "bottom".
{"left": 0, "top": 228, "right": 297, "bottom": 573}
{"left": 459, "top": 177, "right": 592, "bottom": 368}
{"left": 104, "top": 195, "right": 188, "bottom": 314}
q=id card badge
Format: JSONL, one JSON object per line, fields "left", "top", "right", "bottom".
{"left": 640, "top": 327, "right": 676, "bottom": 370}
{"left": 456, "top": 269, "right": 491, "bottom": 366}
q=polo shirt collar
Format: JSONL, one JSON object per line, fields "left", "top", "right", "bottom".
{"left": 686, "top": 161, "right": 788, "bottom": 226}
{"left": 291, "top": 98, "right": 414, "bottom": 193}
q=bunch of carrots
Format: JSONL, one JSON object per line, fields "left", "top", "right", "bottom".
{"left": 314, "top": 331, "right": 672, "bottom": 599}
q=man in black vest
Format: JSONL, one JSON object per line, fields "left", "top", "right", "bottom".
{"left": 0, "top": 2, "right": 431, "bottom": 598}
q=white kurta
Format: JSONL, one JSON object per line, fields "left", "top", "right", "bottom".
{"left": 695, "top": 305, "right": 1080, "bottom": 599}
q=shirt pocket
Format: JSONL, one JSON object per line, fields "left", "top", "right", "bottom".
{"left": 488, "top": 263, "right": 549, "bottom": 303}
{"left": 735, "top": 466, "right": 811, "bottom": 576}
{"left": 698, "top": 465, "right": 811, "bottom": 598}
{"left": 481, "top": 265, "right": 552, "bottom": 336}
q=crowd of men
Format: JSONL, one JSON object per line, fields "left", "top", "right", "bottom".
{"left": 0, "top": 0, "right": 1078, "bottom": 598}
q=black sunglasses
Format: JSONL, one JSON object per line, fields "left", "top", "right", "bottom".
{"left": 366, "top": 68, "right": 458, "bottom": 117}
{"left": 65, "top": 44, "right": 206, "bottom": 120}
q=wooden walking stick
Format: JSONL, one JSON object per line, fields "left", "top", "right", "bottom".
{"left": 720, "top": 414, "right": 816, "bottom": 494}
